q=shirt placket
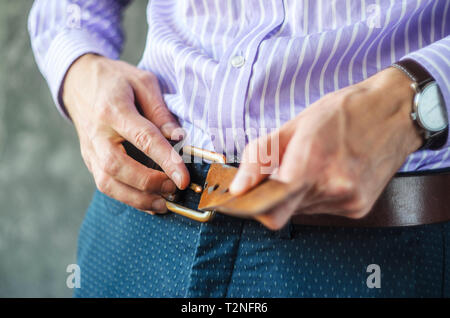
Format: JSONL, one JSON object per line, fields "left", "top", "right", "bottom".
{"left": 206, "top": 0, "right": 286, "bottom": 161}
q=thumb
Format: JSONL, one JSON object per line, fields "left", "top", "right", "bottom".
{"left": 230, "top": 131, "right": 284, "bottom": 195}
{"left": 133, "top": 72, "right": 184, "bottom": 141}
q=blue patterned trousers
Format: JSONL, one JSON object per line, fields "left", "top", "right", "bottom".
{"left": 74, "top": 189, "right": 450, "bottom": 298}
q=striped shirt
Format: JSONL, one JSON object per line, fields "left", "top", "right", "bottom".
{"left": 28, "top": 0, "right": 450, "bottom": 172}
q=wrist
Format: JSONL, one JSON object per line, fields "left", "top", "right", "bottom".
{"left": 365, "top": 67, "right": 424, "bottom": 155}
{"left": 62, "top": 53, "right": 105, "bottom": 120}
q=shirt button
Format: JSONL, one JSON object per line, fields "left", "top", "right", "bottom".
{"left": 230, "top": 55, "right": 245, "bottom": 68}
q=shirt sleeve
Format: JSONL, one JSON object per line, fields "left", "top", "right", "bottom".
{"left": 402, "top": 35, "right": 450, "bottom": 148}
{"left": 28, "top": 0, "right": 131, "bottom": 120}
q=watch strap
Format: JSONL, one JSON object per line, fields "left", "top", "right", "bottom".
{"left": 421, "top": 127, "right": 448, "bottom": 150}
{"left": 392, "top": 59, "right": 448, "bottom": 150}
{"left": 392, "top": 58, "right": 433, "bottom": 88}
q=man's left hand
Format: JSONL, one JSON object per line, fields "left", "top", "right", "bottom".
{"left": 230, "top": 67, "right": 423, "bottom": 230}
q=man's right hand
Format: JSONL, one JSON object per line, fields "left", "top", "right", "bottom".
{"left": 62, "top": 54, "right": 190, "bottom": 214}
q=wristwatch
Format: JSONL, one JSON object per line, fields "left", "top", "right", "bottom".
{"left": 391, "top": 59, "right": 448, "bottom": 150}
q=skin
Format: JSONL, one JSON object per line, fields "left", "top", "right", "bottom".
{"left": 230, "top": 67, "right": 423, "bottom": 230}
{"left": 63, "top": 54, "right": 190, "bottom": 214}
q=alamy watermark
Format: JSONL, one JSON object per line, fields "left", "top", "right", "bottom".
{"left": 365, "top": 4, "right": 382, "bottom": 29}
{"left": 66, "top": 3, "right": 90, "bottom": 29}
{"left": 168, "top": 124, "right": 281, "bottom": 174}
{"left": 66, "top": 264, "right": 81, "bottom": 289}
{"left": 366, "top": 264, "right": 381, "bottom": 288}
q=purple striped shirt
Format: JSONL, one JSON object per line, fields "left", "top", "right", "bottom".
{"left": 28, "top": 0, "right": 450, "bottom": 171}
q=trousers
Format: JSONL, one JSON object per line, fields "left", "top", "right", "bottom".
{"left": 74, "top": 188, "right": 450, "bottom": 297}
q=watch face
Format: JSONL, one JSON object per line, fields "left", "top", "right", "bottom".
{"left": 416, "top": 82, "right": 448, "bottom": 132}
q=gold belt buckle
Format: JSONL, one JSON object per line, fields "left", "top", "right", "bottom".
{"left": 165, "top": 145, "right": 226, "bottom": 222}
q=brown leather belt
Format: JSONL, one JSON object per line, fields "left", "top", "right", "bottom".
{"left": 124, "top": 142, "right": 450, "bottom": 227}
{"left": 290, "top": 172, "right": 450, "bottom": 227}
{"left": 196, "top": 160, "right": 450, "bottom": 228}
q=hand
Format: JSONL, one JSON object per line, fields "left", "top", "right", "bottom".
{"left": 62, "top": 54, "right": 190, "bottom": 214}
{"left": 230, "top": 67, "right": 423, "bottom": 230}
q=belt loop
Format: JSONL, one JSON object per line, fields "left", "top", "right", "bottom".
{"left": 275, "top": 221, "right": 293, "bottom": 240}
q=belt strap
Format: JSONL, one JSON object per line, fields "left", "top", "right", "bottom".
{"left": 198, "top": 162, "right": 450, "bottom": 227}
{"left": 290, "top": 172, "right": 450, "bottom": 227}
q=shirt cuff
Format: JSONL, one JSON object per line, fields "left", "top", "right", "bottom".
{"left": 402, "top": 37, "right": 450, "bottom": 148}
{"left": 44, "top": 29, "right": 120, "bottom": 121}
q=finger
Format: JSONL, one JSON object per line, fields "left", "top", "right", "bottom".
{"left": 286, "top": 174, "right": 356, "bottom": 209}
{"left": 92, "top": 136, "right": 177, "bottom": 194}
{"left": 294, "top": 190, "right": 372, "bottom": 219}
{"left": 295, "top": 202, "right": 347, "bottom": 216}
{"left": 258, "top": 174, "right": 355, "bottom": 224}
{"left": 254, "top": 189, "right": 307, "bottom": 230}
{"left": 230, "top": 131, "right": 284, "bottom": 195}
{"left": 111, "top": 107, "right": 190, "bottom": 189}
{"left": 295, "top": 197, "right": 358, "bottom": 217}
{"left": 91, "top": 162, "right": 168, "bottom": 214}
{"left": 253, "top": 180, "right": 351, "bottom": 230}
{"left": 276, "top": 133, "right": 312, "bottom": 184}
{"left": 132, "top": 72, "right": 184, "bottom": 140}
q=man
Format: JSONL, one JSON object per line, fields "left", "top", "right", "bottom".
{"left": 29, "top": 0, "right": 450, "bottom": 297}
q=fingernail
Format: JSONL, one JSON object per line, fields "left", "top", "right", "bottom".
{"left": 161, "top": 179, "right": 176, "bottom": 194}
{"left": 171, "top": 127, "right": 186, "bottom": 141}
{"left": 161, "top": 123, "right": 182, "bottom": 140}
{"left": 171, "top": 171, "right": 182, "bottom": 188}
{"left": 164, "top": 193, "right": 176, "bottom": 201}
{"left": 139, "top": 209, "right": 156, "bottom": 215}
{"left": 151, "top": 198, "right": 167, "bottom": 212}
{"left": 230, "top": 170, "right": 253, "bottom": 194}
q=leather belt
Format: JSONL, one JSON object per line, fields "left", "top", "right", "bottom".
{"left": 124, "top": 142, "right": 450, "bottom": 227}
{"left": 290, "top": 171, "right": 450, "bottom": 227}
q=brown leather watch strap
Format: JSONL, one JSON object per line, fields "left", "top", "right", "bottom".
{"left": 199, "top": 163, "right": 450, "bottom": 227}
{"left": 392, "top": 58, "right": 433, "bottom": 86}
{"left": 391, "top": 59, "right": 448, "bottom": 150}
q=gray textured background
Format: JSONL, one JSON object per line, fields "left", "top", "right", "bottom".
{"left": 0, "top": 1, "right": 148, "bottom": 297}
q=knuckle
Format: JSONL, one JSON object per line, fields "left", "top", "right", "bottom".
{"left": 265, "top": 220, "right": 285, "bottom": 231}
{"left": 95, "top": 173, "right": 110, "bottom": 194}
{"left": 94, "top": 99, "right": 122, "bottom": 123}
{"left": 347, "top": 209, "right": 370, "bottom": 219}
{"left": 261, "top": 216, "right": 285, "bottom": 231}
{"left": 345, "top": 194, "right": 370, "bottom": 219}
{"left": 150, "top": 102, "right": 169, "bottom": 119}
{"left": 94, "top": 102, "right": 112, "bottom": 120}
{"left": 134, "top": 129, "right": 155, "bottom": 154}
{"left": 134, "top": 198, "right": 151, "bottom": 211}
{"left": 138, "top": 71, "right": 157, "bottom": 84}
{"left": 103, "top": 155, "right": 121, "bottom": 176}
{"left": 325, "top": 176, "right": 356, "bottom": 198}
{"left": 138, "top": 173, "right": 154, "bottom": 192}
{"left": 353, "top": 195, "right": 368, "bottom": 211}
